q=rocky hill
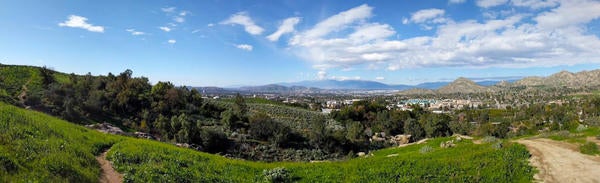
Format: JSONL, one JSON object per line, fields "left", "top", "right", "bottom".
{"left": 436, "top": 77, "right": 491, "bottom": 94}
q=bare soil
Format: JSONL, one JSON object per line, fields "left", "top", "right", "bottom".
{"left": 516, "top": 138, "right": 600, "bottom": 183}
{"left": 96, "top": 149, "right": 123, "bottom": 183}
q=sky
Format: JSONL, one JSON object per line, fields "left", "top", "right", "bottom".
{"left": 2, "top": 0, "right": 600, "bottom": 87}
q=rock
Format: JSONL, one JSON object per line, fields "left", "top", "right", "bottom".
{"left": 440, "top": 140, "right": 456, "bottom": 148}
{"left": 357, "top": 152, "right": 366, "bottom": 157}
{"left": 389, "top": 134, "right": 412, "bottom": 146}
{"left": 134, "top": 132, "right": 155, "bottom": 140}
{"left": 85, "top": 122, "right": 125, "bottom": 135}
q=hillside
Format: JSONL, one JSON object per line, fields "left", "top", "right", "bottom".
{"left": 437, "top": 77, "right": 491, "bottom": 94}
{"left": 0, "top": 102, "right": 534, "bottom": 182}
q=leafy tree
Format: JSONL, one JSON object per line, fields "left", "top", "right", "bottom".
{"left": 404, "top": 118, "right": 425, "bottom": 141}
{"left": 420, "top": 113, "right": 452, "bottom": 138}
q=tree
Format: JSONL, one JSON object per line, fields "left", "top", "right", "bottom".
{"left": 39, "top": 66, "right": 55, "bottom": 88}
{"left": 233, "top": 93, "right": 247, "bottom": 116}
{"left": 420, "top": 113, "right": 452, "bottom": 138}
{"left": 404, "top": 118, "right": 425, "bottom": 141}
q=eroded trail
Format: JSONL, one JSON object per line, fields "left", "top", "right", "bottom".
{"left": 96, "top": 148, "right": 123, "bottom": 183}
{"left": 516, "top": 138, "right": 600, "bottom": 183}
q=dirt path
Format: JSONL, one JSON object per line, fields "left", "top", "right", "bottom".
{"left": 516, "top": 138, "right": 600, "bottom": 183}
{"left": 96, "top": 149, "right": 123, "bottom": 183}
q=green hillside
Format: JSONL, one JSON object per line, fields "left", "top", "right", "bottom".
{"left": 0, "top": 102, "right": 534, "bottom": 182}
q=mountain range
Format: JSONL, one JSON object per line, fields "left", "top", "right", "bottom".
{"left": 206, "top": 69, "right": 600, "bottom": 94}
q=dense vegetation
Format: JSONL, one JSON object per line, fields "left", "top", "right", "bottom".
{"left": 3, "top": 64, "right": 600, "bottom": 162}
{"left": 0, "top": 102, "right": 535, "bottom": 182}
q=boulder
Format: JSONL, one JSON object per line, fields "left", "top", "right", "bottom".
{"left": 85, "top": 122, "right": 125, "bottom": 135}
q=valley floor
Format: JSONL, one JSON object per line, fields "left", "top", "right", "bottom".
{"left": 517, "top": 138, "right": 600, "bottom": 183}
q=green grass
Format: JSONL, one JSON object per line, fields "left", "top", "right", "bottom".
{"left": 0, "top": 102, "right": 535, "bottom": 182}
{"left": 0, "top": 103, "right": 119, "bottom": 182}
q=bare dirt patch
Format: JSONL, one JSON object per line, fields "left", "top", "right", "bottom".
{"left": 97, "top": 149, "right": 123, "bottom": 183}
{"left": 517, "top": 138, "right": 600, "bottom": 183}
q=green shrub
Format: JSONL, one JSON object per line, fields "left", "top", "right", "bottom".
{"left": 481, "top": 136, "right": 497, "bottom": 143}
{"left": 580, "top": 142, "right": 599, "bottom": 155}
{"left": 576, "top": 124, "right": 587, "bottom": 132}
{"left": 263, "top": 167, "right": 291, "bottom": 183}
{"left": 491, "top": 141, "right": 503, "bottom": 149}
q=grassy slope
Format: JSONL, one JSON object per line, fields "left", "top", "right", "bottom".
{"left": 0, "top": 103, "right": 534, "bottom": 182}
{"left": 0, "top": 103, "right": 118, "bottom": 182}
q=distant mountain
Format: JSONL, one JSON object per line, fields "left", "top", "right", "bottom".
{"left": 237, "top": 84, "right": 320, "bottom": 93}
{"left": 278, "top": 80, "right": 412, "bottom": 90}
{"left": 513, "top": 70, "right": 600, "bottom": 88}
{"left": 437, "top": 77, "right": 492, "bottom": 94}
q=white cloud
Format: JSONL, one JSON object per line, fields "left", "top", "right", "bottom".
{"left": 267, "top": 17, "right": 301, "bottom": 41}
{"left": 125, "top": 29, "right": 145, "bottom": 36}
{"left": 534, "top": 0, "right": 600, "bottom": 29}
{"left": 449, "top": 0, "right": 466, "bottom": 4}
{"left": 179, "top": 11, "right": 190, "bottom": 16}
{"left": 409, "top": 9, "right": 445, "bottom": 23}
{"left": 375, "top": 76, "right": 385, "bottom": 80}
{"left": 511, "top": 0, "right": 558, "bottom": 9}
{"left": 330, "top": 76, "right": 361, "bottom": 81}
{"left": 173, "top": 17, "right": 185, "bottom": 23}
{"left": 58, "top": 15, "right": 104, "bottom": 33}
{"left": 284, "top": 1, "right": 600, "bottom": 74}
{"left": 317, "top": 70, "right": 327, "bottom": 80}
{"left": 236, "top": 44, "right": 253, "bottom": 51}
{"left": 159, "top": 26, "right": 172, "bottom": 32}
{"left": 221, "top": 12, "right": 264, "bottom": 35}
{"left": 168, "top": 39, "right": 176, "bottom": 44}
{"left": 476, "top": 0, "right": 509, "bottom": 8}
{"left": 293, "top": 4, "right": 372, "bottom": 42}
{"left": 162, "top": 7, "right": 176, "bottom": 13}
{"left": 207, "top": 23, "right": 215, "bottom": 27}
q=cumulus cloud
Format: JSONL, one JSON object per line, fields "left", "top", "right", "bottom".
{"left": 125, "top": 29, "right": 145, "bottom": 35}
{"left": 159, "top": 26, "right": 171, "bottom": 32}
{"left": 236, "top": 44, "right": 253, "bottom": 51}
{"left": 221, "top": 12, "right": 264, "bottom": 35}
{"left": 168, "top": 39, "right": 176, "bottom": 44}
{"left": 284, "top": 2, "right": 600, "bottom": 74}
{"left": 58, "top": 15, "right": 104, "bottom": 33}
{"left": 267, "top": 17, "right": 301, "bottom": 41}
{"left": 511, "top": 0, "right": 559, "bottom": 9}
{"left": 534, "top": 0, "right": 600, "bottom": 29}
{"left": 408, "top": 9, "right": 446, "bottom": 23}
{"left": 476, "top": 0, "right": 509, "bottom": 8}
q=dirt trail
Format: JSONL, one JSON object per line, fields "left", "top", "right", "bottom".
{"left": 96, "top": 149, "right": 123, "bottom": 183}
{"left": 516, "top": 138, "right": 600, "bottom": 183}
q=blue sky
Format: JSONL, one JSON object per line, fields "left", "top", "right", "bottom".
{"left": 2, "top": 0, "right": 600, "bottom": 87}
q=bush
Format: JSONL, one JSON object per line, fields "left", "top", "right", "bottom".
{"left": 419, "top": 145, "right": 433, "bottom": 154}
{"left": 263, "top": 167, "right": 291, "bottom": 183}
{"left": 576, "top": 124, "right": 587, "bottom": 132}
{"left": 580, "top": 142, "right": 599, "bottom": 155}
{"left": 481, "top": 136, "right": 498, "bottom": 143}
{"left": 491, "top": 141, "right": 503, "bottom": 149}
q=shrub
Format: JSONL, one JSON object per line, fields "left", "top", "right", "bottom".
{"left": 491, "top": 141, "right": 503, "bottom": 149}
{"left": 580, "top": 142, "right": 599, "bottom": 155}
{"left": 576, "top": 124, "right": 587, "bottom": 132}
{"left": 481, "top": 136, "right": 497, "bottom": 143}
{"left": 263, "top": 167, "right": 291, "bottom": 183}
{"left": 420, "top": 145, "right": 433, "bottom": 154}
